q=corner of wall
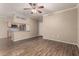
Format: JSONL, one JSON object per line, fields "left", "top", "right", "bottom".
{"left": 77, "top": 4, "right": 79, "bottom": 48}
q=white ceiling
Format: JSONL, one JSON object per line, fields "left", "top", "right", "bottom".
{"left": 0, "top": 3, "right": 77, "bottom": 17}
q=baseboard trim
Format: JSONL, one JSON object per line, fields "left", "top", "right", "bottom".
{"left": 13, "top": 36, "right": 41, "bottom": 42}
{"left": 0, "top": 37, "right": 7, "bottom": 39}
{"left": 43, "top": 38, "right": 77, "bottom": 45}
{"left": 13, "top": 36, "right": 42, "bottom": 45}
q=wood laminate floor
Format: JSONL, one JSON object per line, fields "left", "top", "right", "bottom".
{"left": 0, "top": 36, "right": 79, "bottom": 56}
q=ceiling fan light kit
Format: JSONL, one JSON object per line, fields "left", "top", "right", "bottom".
{"left": 31, "top": 9, "right": 37, "bottom": 13}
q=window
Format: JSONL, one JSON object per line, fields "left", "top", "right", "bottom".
{"left": 19, "top": 24, "right": 26, "bottom": 31}
{"left": 10, "top": 23, "right": 26, "bottom": 31}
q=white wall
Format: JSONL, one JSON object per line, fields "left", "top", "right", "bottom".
{"left": 41, "top": 8, "right": 77, "bottom": 44}
{"left": 39, "top": 22, "right": 43, "bottom": 36}
{"left": 0, "top": 17, "right": 9, "bottom": 49}
{"left": 0, "top": 18, "right": 8, "bottom": 38}
{"left": 77, "top": 4, "right": 79, "bottom": 47}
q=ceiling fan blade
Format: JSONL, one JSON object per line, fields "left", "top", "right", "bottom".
{"left": 38, "top": 6, "right": 44, "bottom": 8}
{"left": 29, "top": 3, "right": 37, "bottom": 6}
{"left": 29, "top": 3, "right": 37, "bottom": 9}
{"left": 33, "top": 3, "right": 37, "bottom": 6}
{"left": 24, "top": 8, "right": 31, "bottom": 10}
{"left": 29, "top": 3, "right": 32, "bottom": 6}
{"left": 31, "top": 11, "right": 33, "bottom": 14}
{"left": 37, "top": 10, "right": 42, "bottom": 13}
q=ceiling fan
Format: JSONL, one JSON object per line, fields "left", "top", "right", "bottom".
{"left": 24, "top": 3, "right": 44, "bottom": 14}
